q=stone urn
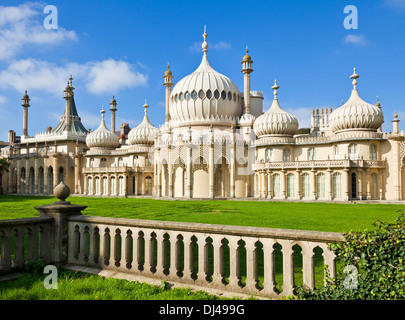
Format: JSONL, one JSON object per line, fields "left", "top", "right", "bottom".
{"left": 53, "top": 181, "right": 71, "bottom": 203}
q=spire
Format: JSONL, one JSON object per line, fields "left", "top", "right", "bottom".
{"left": 101, "top": 106, "right": 106, "bottom": 120}
{"left": 202, "top": 25, "right": 208, "bottom": 54}
{"left": 272, "top": 79, "right": 279, "bottom": 99}
{"left": 375, "top": 96, "right": 381, "bottom": 109}
{"left": 350, "top": 67, "right": 359, "bottom": 90}
{"left": 143, "top": 99, "right": 149, "bottom": 115}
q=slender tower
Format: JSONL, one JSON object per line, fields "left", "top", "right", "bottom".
{"left": 21, "top": 90, "right": 30, "bottom": 138}
{"left": 241, "top": 46, "right": 253, "bottom": 115}
{"left": 110, "top": 95, "right": 117, "bottom": 134}
{"left": 163, "top": 63, "right": 173, "bottom": 124}
{"left": 64, "top": 75, "right": 74, "bottom": 132}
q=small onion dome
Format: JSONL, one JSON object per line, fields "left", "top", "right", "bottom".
{"left": 128, "top": 100, "right": 159, "bottom": 145}
{"left": 253, "top": 80, "right": 299, "bottom": 137}
{"left": 164, "top": 63, "right": 173, "bottom": 77}
{"left": 329, "top": 68, "right": 384, "bottom": 133}
{"left": 242, "top": 46, "right": 252, "bottom": 63}
{"left": 85, "top": 106, "right": 119, "bottom": 149}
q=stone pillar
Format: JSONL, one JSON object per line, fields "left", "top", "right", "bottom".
{"left": 327, "top": 169, "right": 333, "bottom": 200}
{"left": 281, "top": 170, "right": 286, "bottom": 199}
{"left": 186, "top": 144, "right": 192, "bottom": 198}
{"left": 343, "top": 168, "right": 350, "bottom": 201}
{"left": 311, "top": 169, "right": 317, "bottom": 200}
{"left": 379, "top": 169, "right": 384, "bottom": 200}
{"left": 168, "top": 145, "right": 173, "bottom": 198}
{"left": 209, "top": 139, "right": 215, "bottom": 199}
{"left": 43, "top": 163, "right": 49, "bottom": 194}
{"left": 34, "top": 182, "right": 87, "bottom": 264}
{"left": 74, "top": 156, "right": 80, "bottom": 194}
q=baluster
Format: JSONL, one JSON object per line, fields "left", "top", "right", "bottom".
{"left": 131, "top": 229, "right": 143, "bottom": 273}
{"left": 261, "top": 238, "right": 278, "bottom": 297}
{"left": 0, "top": 229, "right": 12, "bottom": 272}
{"left": 182, "top": 233, "right": 195, "bottom": 283}
{"left": 99, "top": 226, "right": 110, "bottom": 268}
{"left": 196, "top": 234, "right": 209, "bottom": 285}
{"left": 81, "top": 225, "right": 90, "bottom": 264}
{"left": 244, "top": 237, "right": 259, "bottom": 292}
{"left": 73, "top": 225, "right": 82, "bottom": 263}
{"left": 27, "top": 225, "right": 38, "bottom": 261}
{"left": 227, "top": 236, "right": 242, "bottom": 291}
{"left": 88, "top": 226, "right": 99, "bottom": 266}
{"left": 119, "top": 228, "right": 131, "bottom": 272}
{"left": 279, "top": 239, "right": 295, "bottom": 296}
{"left": 110, "top": 227, "right": 120, "bottom": 269}
{"left": 14, "top": 227, "right": 25, "bottom": 270}
{"left": 321, "top": 243, "right": 337, "bottom": 283}
{"left": 155, "top": 231, "right": 168, "bottom": 277}
{"left": 301, "top": 241, "right": 316, "bottom": 290}
{"left": 168, "top": 232, "right": 181, "bottom": 280}
{"left": 143, "top": 230, "right": 155, "bottom": 275}
{"left": 211, "top": 236, "right": 226, "bottom": 287}
{"left": 39, "top": 224, "right": 51, "bottom": 264}
{"left": 67, "top": 223, "right": 76, "bottom": 264}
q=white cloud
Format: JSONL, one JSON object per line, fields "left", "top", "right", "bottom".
{"left": 189, "top": 41, "right": 231, "bottom": 52}
{"left": 0, "top": 58, "right": 148, "bottom": 95}
{"left": 383, "top": 0, "right": 405, "bottom": 9}
{"left": 0, "top": 94, "right": 7, "bottom": 105}
{"left": 0, "top": 2, "right": 77, "bottom": 60}
{"left": 343, "top": 34, "right": 368, "bottom": 46}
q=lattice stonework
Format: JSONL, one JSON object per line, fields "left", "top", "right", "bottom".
{"left": 400, "top": 141, "right": 405, "bottom": 168}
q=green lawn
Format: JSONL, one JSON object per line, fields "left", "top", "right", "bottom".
{"left": 0, "top": 194, "right": 403, "bottom": 300}
{"left": 0, "top": 194, "right": 403, "bottom": 232}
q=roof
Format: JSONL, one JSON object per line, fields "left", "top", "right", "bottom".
{"left": 52, "top": 96, "right": 88, "bottom": 135}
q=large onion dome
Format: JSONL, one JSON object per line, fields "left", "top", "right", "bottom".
{"left": 128, "top": 100, "right": 159, "bottom": 145}
{"left": 86, "top": 106, "right": 119, "bottom": 149}
{"left": 329, "top": 68, "right": 384, "bottom": 133}
{"left": 253, "top": 80, "right": 299, "bottom": 137}
{"left": 169, "top": 27, "right": 242, "bottom": 127}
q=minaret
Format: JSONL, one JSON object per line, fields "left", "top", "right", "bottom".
{"left": 64, "top": 75, "right": 74, "bottom": 132}
{"left": 392, "top": 110, "right": 399, "bottom": 135}
{"left": 163, "top": 63, "right": 173, "bottom": 124}
{"left": 110, "top": 95, "right": 117, "bottom": 134}
{"left": 241, "top": 46, "right": 253, "bottom": 115}
{"left": 21, "top": 90, "right": 30, "bottom": 138}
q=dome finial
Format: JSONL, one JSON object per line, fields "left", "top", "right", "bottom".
{"left": 143, "top": 99, "right": 149, "bottom": 114}
{"left": 202, "top": 25, "right": 208, "bottom": 54}
{"left": 350, "top": 67, "right": 359, "bottom": 89}
{"left": 272, "top": 79, "right": 279, "bottom": 99}
{"left": 100, "top": 106, "right": 106, "bottom": 120}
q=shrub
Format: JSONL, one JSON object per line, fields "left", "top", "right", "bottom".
{"left": 297, "top": 211, "right": 405, "bottom": 300}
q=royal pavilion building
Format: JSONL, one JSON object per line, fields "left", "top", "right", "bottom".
{"left": 1, "top": 29, "right": 405, "bottom": 202}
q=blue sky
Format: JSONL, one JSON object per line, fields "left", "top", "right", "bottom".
{"left": 1, "top": 0, "right": 405, "bottom": 141}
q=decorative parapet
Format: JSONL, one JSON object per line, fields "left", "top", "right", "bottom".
{"left": 253, "top": 159, "right": 386, "bottom": 171}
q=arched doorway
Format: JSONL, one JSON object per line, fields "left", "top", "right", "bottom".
{"left": 351, "top": 172, "right": 357, "bottom": 199}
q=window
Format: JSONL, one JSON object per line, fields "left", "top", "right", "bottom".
{"left": 317, "top": 173, "right": 326, "bottom": 199}
{"left": 119, "top": 176, "right": 125, "bottom": 195}
{"left": 301, "top": 174, "right": 310, "bottom": 198}
{"left": 89, "top": 158, "right": 94, "bottom": 168}
{"left": 95, "top": 177, "right": 100, "bottom": 194}
{"left": 100, "top": 158, "right": 107, "bottom": 167}
{"left": 185, "top": 91, "right": 190, "bottom": 100}
{"left": 370, "top": 144, "right": 377, "bottom": 160}
{"left": 349, "top": 144, "right": 358, "bottom": 160}
{"left": 265, "top": 148, "right": 273, "bottom": 162}
{"left": 191, "top": 91, "right": 197, "bottom": 100}
{"left": 179, "top": 92, "right": 184, "bottom": 101}
{"left": 206, "top": 89, "right": 212, "bottom": 99}
{"left": 221, "top": 90, "right": 226, "bottom": 100}
{"left": 333, "top": 145, "right": 339, "bottom": 160}
{"left": 145, "top": 176, "right": 153, "bottom": 195}
{"left": 111, "top": 176, "right": 116, "bottom": 194}
{"left": 233, "top": 93, "right": 236, "bottom": 101}
{"left": 283, "top": 149, "right": 290, "bottom": 162}
{"left": 175, "top": 94, "right": 178, "bottom": 102}
{"left": 118, "top": 157, "right": 124, "bottom": 167}
{"left": 272, "top": 174, "right": 281, "bottom": 198}
{"left": 214, "top": 90, "right": 220, "bottom": 100}
{"left": 287, "top": 174, "right": 295, "bottom": 198}
{"left": 146, "top": 155, "right": 152, "bottom": 167}
{"left": 308, "top": 148, "right": 316, "bottom": 161}
{"left": 103, "top": 177, "right": 108, "bottom": 195}
{"left": 228, "top": 91, "right": 232, "bottom": 101}
{"left": 87, "top": 177, "right": 92, "bottom": 194}
{"left": 333, "top": 173, "right": 342, "bottom": 199}
{"left": 198, "top": 89, "right": 205, "bottom": 99}
{"left": 134, "top": 156, "right": 139, "bottom": 167}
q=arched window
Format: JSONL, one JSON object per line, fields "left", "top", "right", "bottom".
{"left": 349, "top": 144, "right": 358, "bottom": 160}
{"left": 110, "top": 176, "right": 116, "bottom": 194}
{"left": 301, "top": 173, "right": 310, "bottom": 198}
{"left": 87, "top": 176, "right": 92, "bottom": 194}
{"left": 103, "top": 176, "right": 108, "bottom": 195}
{"left": 134, "top": 156, "right": 139, "bottom": 167}
{"left": 287, "top": 174, "right": 295, "bottom": 198}
{"left": 272, "top": 174, "right": 281, "bottom": 198}
{"left": 308, "top": 148, "right": 316, "bottom": 161}
{"left": 317, "top": 173, "right": 326, "bottom": 199}
{"left": 283, "top": 149, "right": 290, "bottom": 162}
{"left": 333, "top": 173, "right": 342, "bottom": 199}
{"left": 89, "top": 158, "right": 94, "bottom": 168}
{"left": 370, "top": 144, "right": 377, "bottom": 160}
{"left": 58, "top": 167, "right": 64, "bottom": 183}
{"left": 100, "top": 158, "right": 107, "bottom": 167}
{"left": 119, "top": 176, "right": 125, "bottom": 195}
{"left": 265, "top": 148, "right": 273, "bottom": 162}
{"left": 95, "top": 176, "right": 100, "bottom": 194}
{"left": 146, "top": 155, "right": 152, "bottom": 167}
{"left": 118, "top": 157, "right": 124, "bottom": 167}
{"left": 333, "top": 145, "right": 339, "bottom": 160}
{"left": 145, "top": 176, "right": 153, "bottom": 195}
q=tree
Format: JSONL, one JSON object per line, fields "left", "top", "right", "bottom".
{"left": 0, "top": 158, "right": 10, "bottom": 173}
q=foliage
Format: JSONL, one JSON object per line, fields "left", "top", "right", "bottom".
{"left": 297, "top": 211, "right": 405, "bottom": 300}
{"left": 0, "top": 158, "right": 10, "bottom": 173}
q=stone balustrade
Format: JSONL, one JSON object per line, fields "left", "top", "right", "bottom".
{"left": 0, "top": 217, "right": 53, "bottom": 274}
{"left": 67, "top": 215, "right": 344, "bottom": 298}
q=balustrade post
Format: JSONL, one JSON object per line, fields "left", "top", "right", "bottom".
{"left": 168, "top": 232, "right": 182, "bottom": 280}
{"left": 227, "top": 236, "right": 242, "bottom": 291}
{"left": 301, "top": 242, "right": 316, "bottom": 290}
{"left": 196, "top": 235, "right": 209, "bottom": 285}
{"left": 279, "top": 239, "right": 295, "bottom": 296}
{"left": 261, "top": 238, "right": 278, "bottom": 297}
{"left": 211, "top": 236, "right": 226, "bottom": 287}
{"left": 35, "top": 182, "right": 87, "bottom": 265}
{"left": 182, "top": 233, "right": 195, "bottom": 283}
{"left": 155, "top": 231, "right": 168, "bottom": 277}
{"left": 244, "top": 238, "right": 259, "bottom": 292}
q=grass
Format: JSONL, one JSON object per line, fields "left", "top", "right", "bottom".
{"left": 0, "top": 194, "right": 403, "bottom": 232}
{"left": 0, "top": 194, "right": 403, "bottom": 299}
